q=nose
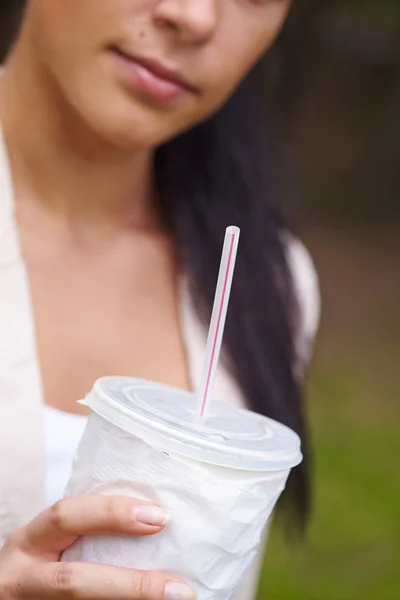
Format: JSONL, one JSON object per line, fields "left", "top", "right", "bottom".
{"left": 153, "top": 0, "right": 218, "bottom": 45}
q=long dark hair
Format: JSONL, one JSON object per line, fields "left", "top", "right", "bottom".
{"left": 2, "top": 1, "right": 311, "bottom": 532}
{"left": 156, "top": 71, "right": 310, "bottom": 532}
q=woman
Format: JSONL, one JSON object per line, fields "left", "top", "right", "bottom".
{"left": 0, "top": 1, "right": 319, "bottom": 599}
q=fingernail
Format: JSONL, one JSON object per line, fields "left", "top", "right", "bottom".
{"left": 133, "top": 505, "right": 170, "bottom": 526}
{"left": 165, "top": 582, "right": 197, "bottom": 600}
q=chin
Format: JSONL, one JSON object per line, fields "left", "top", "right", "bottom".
{"left": 66, "top": 80, "right": 193, "bottom": 151}
{"left": 97, "top": 116, "right": 167, "bottom": 150}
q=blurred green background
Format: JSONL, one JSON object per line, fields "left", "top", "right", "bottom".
{"left": 260, "top": 228, "right": 400, "bottom": 599}
{"left": 259, "top": 1, "right": 400, "bottom": 598}
{"left": 1, "top": 1, "right": 399, "bottom": 598}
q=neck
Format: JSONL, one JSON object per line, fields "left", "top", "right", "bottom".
{"left": 0, "top": 36, "right": 158, "bottom": 232}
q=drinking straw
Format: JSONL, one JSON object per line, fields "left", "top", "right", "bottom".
{"left": 196, "top": 226, "right": 240, "bottom": 420}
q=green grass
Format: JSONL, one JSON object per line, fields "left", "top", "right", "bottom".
{"left": 258, "top": 358, "right": 400, "bottom": 599}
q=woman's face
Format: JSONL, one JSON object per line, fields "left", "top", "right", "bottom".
{"left": 23, "top": 0, "right": 290, "bottom": 148}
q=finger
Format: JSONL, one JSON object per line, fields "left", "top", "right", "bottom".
{"left": 20, "top": 496, "right": 170, "bottom": 558}
{"left": 25, "top": 562, "right": 196, "bottom": 600}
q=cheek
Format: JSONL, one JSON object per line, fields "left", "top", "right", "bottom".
{"left": 31, "top": 0, "right": 116, "bottom": 27}
{"left": 28, "top": 2, "right": 91, "bottom": 68}
{"left": 195, "top": 39, "right": 267, "bottom": 117}
{"left": 30, "top": 0, "right": 119, "bottom": 59}
{"left": 198, "top": 5, "right": 290, "bottom": 113}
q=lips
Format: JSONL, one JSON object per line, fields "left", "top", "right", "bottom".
{"left": 111, "top": 47, "right": 198, "bottom": 102}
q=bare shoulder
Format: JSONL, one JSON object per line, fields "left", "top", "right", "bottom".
{"left": 286, "top": 234, "right": 321, "bottom": 365}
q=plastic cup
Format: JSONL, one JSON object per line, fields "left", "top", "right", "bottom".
{"left": 62, "top": 377, "right": 302, "bottom": 600}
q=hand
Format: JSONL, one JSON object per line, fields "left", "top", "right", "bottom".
{"left": 0, "top": 495, "right": 196, "bottom": 600}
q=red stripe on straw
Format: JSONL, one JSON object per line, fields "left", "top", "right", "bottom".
{"left": 200, "top": 233, "right": 236, "bottom": 416}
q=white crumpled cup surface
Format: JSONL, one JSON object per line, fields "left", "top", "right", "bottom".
{"left": 62, "top": 413, "right": 290, "bottom": 600}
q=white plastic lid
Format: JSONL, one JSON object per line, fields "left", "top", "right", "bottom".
{"left": 83, "top": 377, "right": 302, "bottom": 472}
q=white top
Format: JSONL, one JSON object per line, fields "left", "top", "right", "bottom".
{"left": 0, "top": 117, "right": 320, "bottom": 599}
{"left": 43, "top": 406, "right": 87, "bottom": 507}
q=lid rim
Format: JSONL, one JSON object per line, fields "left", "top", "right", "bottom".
{"left": 87, "top": 377, "right": 302, "bottom": 471}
